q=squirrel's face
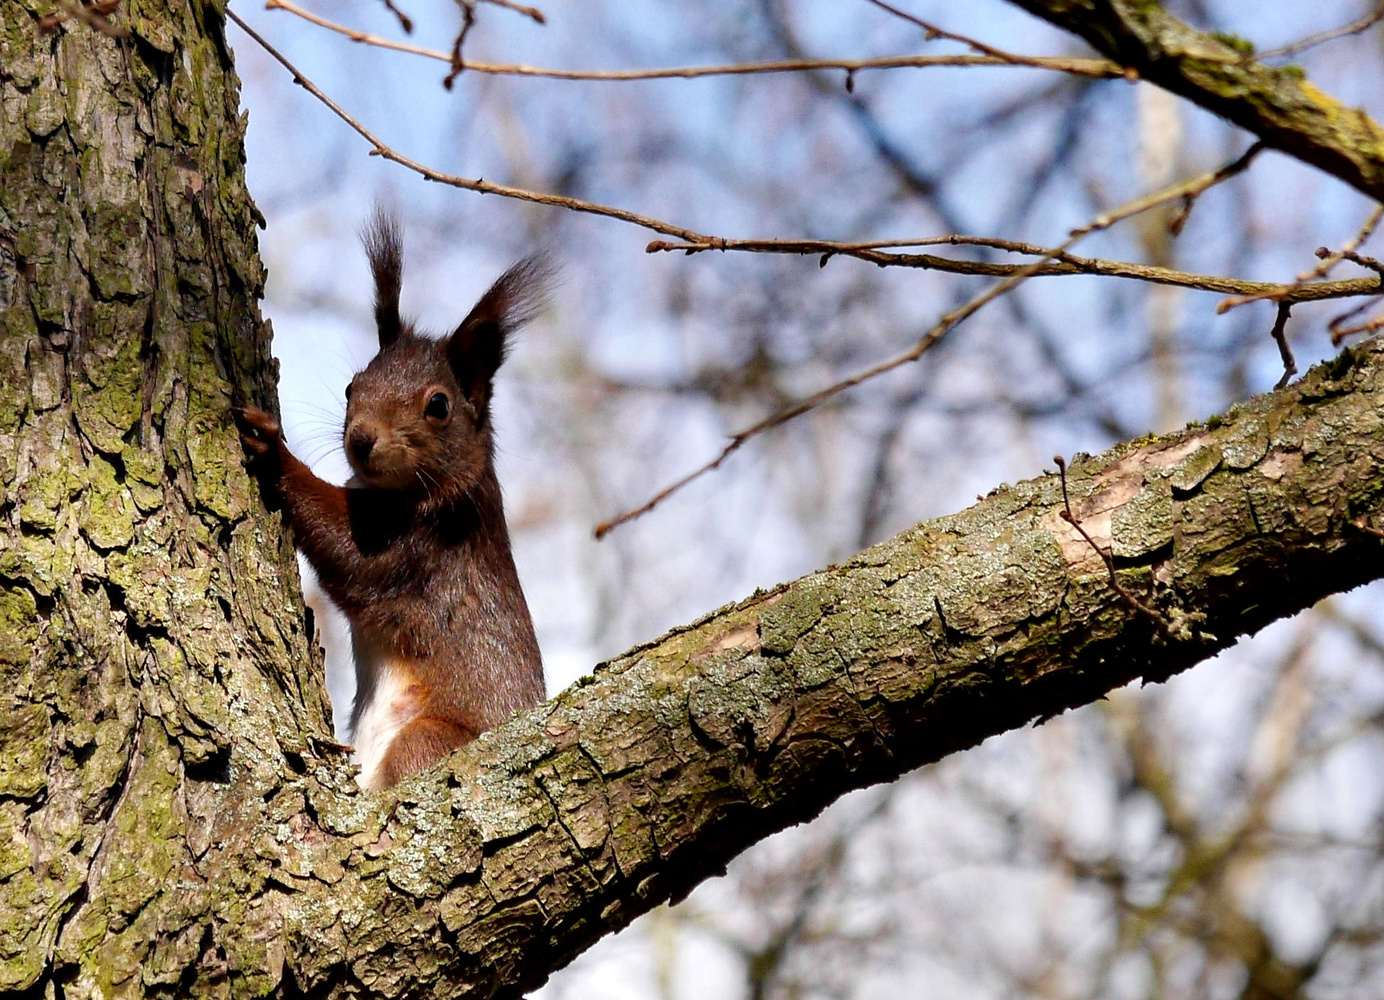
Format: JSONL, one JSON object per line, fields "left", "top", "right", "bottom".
{"left": 349, "top": 211, "right": 549, "bottom": 499}
{"left": 343, "top": 334, "right": 491, "bottom": 497}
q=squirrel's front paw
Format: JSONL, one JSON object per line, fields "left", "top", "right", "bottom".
{"left": 233, "top": 406, "right": 281, "bottom": 459}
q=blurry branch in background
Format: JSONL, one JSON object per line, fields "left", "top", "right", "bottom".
{"left": 265, "top": 0, "right": 1121, "bottom": 82}
{"left": 593, "top": 142, "right": 1265, "bottom": 538}
{"left": 1255, "top": 1, "right": 1384, "bottom": 61}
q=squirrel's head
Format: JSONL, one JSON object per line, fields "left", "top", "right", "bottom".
{"left": 342, "top": 211, "right": 548, "bottom": 500}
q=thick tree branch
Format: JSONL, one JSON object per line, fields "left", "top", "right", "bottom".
{"left": 196, "top": 337, "right": 1384, "bottom": 1000}
{"left": 1001, "top": 0, "right": 1384, "bottom": 202}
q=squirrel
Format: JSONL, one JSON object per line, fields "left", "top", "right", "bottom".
{"left": 236, "top": 212, "right": 546, "bottom": 790}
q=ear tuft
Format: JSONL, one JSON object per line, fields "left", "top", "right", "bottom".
{"left": 361, "top": 209, "right": 405, "bottom": 348}
{"left": 447, "top": 254, "right": 554, "bottom": 407}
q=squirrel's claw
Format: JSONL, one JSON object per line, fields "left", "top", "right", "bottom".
{"left": 233, "top": 405, "right": 281, "bottom": 458}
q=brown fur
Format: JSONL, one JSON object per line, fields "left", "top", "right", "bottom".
{"left": 236, "top": 211, "right": 546, "bottom": 788}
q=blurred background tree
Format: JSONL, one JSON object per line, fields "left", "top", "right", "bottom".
{"left": 227, "top": 1, "right": 1384, "bottom": 997}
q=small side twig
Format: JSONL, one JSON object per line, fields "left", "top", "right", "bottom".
{"left": 1219, "top": 204, "right": 1384, "bottom": 313}
{"left": 1330, "top": 308, "right": 1384, "bottom": 344}
{"left": 1338, "top": 247, "right": 1384, "bottom": 276}
{"left": 443, "top": 0, "right": 477, "bottom": 89}
{"left": 1256, "top": 2, "right": 1384, "bottom": 61}
{"left": 1352, "top": 517, "right": 1384, "bottom": 539}
{"left": 481, "top": 0, "right": 545, "bottom": 22}
{"left": 442, "top": 0, "right": 547, "bottom": 88}
{"left": 377, "top": 0, "right": 413, "bottom": 34}
{"left": 1054, "top": 456, "right": 1175, "bottom": 638}
{"left": 863, "top": 0, "right": 1091, "bottom": 77}
{"left": 1269, "top": 302, "right": 1297, "bottom": 389}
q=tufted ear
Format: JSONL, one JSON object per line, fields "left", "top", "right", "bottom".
{"left": 447, "top": 255, "right": 550, "bottom": 414}
{"left": 361, "top": 209, "right": 404, "bottom": 348}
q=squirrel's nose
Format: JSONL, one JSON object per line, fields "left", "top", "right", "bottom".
{"left": 348, "top": 428, "right": 376, "bottom": 466}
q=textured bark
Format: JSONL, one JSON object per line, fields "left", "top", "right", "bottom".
{"left": 0, "top": 0, "right": 332, "bottom": 994}
{"left": 7, "top": 2, "right": 1384, "bottom": 1000}
{"left": 1003, "top": 0, "right": 1384, "bottom": 203}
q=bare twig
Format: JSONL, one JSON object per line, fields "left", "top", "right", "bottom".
{"left": 226, "top": 9, "right": 716, "bottom": 242}
{"left": 1339, "top": 247, "right": 1384, "bottom": 276}
{"left": 648, "top": 230, "right": 1381, "bottom": 306}
{"left": 594, "top": 147, "right": 1264, "bottom": 538}
{"left": 1270, "top": 302, "right": 1297, "bottom": 389}
{"left": 1219, "top": 204, "right": 1384, "bottom": 312}
{"left": 1330, "top": 308, "right": 1384, "bottom": 344}
{"left": 1256, "top": 3, "right": 1384, "bottom": 61}
{"left": 862, "top": 0, "right": 1106, "bottom": 78}
{"left": 443, "top": 0, "right": 477, "bottom": 89}
{"left": 1054, "top": 456, "right": 1174, "bottom": 637}
{"left": 262, "top": 0, "right": 1121, "bottom": 81}
{"left": 481, "top": 0, "right": 545, "bottom": 22}
{"left": 376, "top": 0, "right": 413, "bottom": 34}
{"left": 1352, "top": 517, "right": 1384, "bottom": 539}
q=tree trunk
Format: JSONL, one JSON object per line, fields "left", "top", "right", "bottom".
{"left": 0, "top": 0, "right": 332, "bottom": 993}
{"left": 6, "top": 3, "right": 1384, "bottom": 1000}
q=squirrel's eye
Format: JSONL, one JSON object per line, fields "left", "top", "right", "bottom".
{"left": 425, "top": 392, "right": 451, "bottom": 420}
{"left": 344, "top": 380, "right": 354, "bottom": 402}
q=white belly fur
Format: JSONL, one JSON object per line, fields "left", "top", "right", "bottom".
{"left": 352, "top": 644, "right": 423, "bottom": 791}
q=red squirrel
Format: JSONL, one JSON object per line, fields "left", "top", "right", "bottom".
{"left": 236, "top": 212, "right": 546, "bottom": 789}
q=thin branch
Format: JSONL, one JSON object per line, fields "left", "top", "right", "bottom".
{"left": 1218, "top": 204, "right": 1384, "bottom": 313}
{"left": 262, "top": 0, "right": 1121, "bottom": 81}
{"left": 1339, "top": 247, "right": 1384, "bottom": 276}
{"left": 647, "top": 232, "right": 1381, "bottom": 306}
{"left": 480, "top": 0, "right": 544, "bottom": 23}
{"left": 226, "top": 9, "right": 714, "bottom": 242}
{"left": 1331, "top": 308, "right": 1384, "bottom": 345}
{"left": 1256, "top": 2, "right": 1384, "bottom": 61}
{"left": 375, "top": 0, "right": 413, "bottom": 34}
{"left": 594, "top": 146, "right": 1264, "bottom": 538}
{"left": 1270, "top": 302, "right": 1297, "bottom": 390}
{"left": 443, "top": 0, "right": 477, "bottom": 89}
{"left": 861, "top": 0, "right": 1118, "bottom": 79}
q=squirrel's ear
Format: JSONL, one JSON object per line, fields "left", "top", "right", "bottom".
{"left": 447, "top": 255, "right": 550, "bottom": 410}
{"left": 361, "top": 209, "right": 404, "bottom": 348}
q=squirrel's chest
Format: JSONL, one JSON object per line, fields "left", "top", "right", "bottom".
{"left": 352, "top": 642, "right": 427, "bottom": 790}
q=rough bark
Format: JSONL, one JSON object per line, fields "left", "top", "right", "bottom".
{"left": 0, "top": 0, "right": 332, "bottom": 993}
{"left": 1002, "top": 0, "right": 1384, "bottom": 203}
{"left": 7, "top": 2, "right": 1384, "bottom": 1000}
